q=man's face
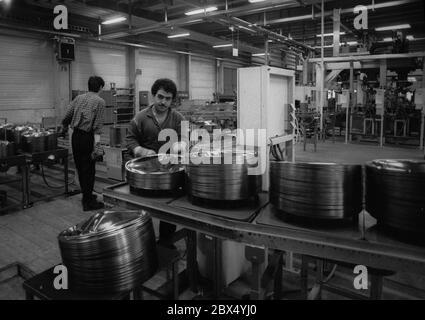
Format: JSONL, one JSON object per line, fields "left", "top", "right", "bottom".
{"left": 153, "top": 89, "right": 173, "bottom": 113}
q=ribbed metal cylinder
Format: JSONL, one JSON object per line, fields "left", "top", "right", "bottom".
{"left": 366, "top": 160, "right": 425, "bottom": 235}
{"left": 270, "top": 161, "right": 363, "bottom": 220}
{"left": 126, "top": 154, "right": 185, "bottom": 191}
{"left": 58, "top": 210, "right": 158, "bottom": 293}
{"left": 186, "top": 147, "right": 261, "bottom": 201}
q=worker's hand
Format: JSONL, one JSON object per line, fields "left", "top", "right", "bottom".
{"left": 91, "top": 143, "right": 104, "bottom": 162}
{"left": 58, "top": 126, "right": 68, "bottom": 138}
{"left": 134, "top": 146, "right": 156, "bottom": 158}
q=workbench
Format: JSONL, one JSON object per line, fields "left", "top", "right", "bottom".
{"left": 103, "top": 182, "right": 425, "bottom": 297}
{"left": 23, "top": 148, "right": 70, "bottom": 207}
{"left": 0, "top": 155, "right": 29, "bottom": 213}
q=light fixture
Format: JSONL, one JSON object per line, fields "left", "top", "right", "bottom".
{"left": 382, "top": 37, "right": 393, "bottom": 42}
{"left": 185, "top": 6, "right": 217, "bottom": 16}
{"left": 375, "top": 24, "right": 411, "bottom": 31}
{"left": 167, "top": 33, "right": 190, "bottom": 38}
{"left": 346, "top": 41, "right": 358, "bottom": 46}
{"left": 406, "top": 35, "right": 414, "bottom": 41}
{"left": 212, "top": 44, "right": 233, "bottom": 48}
{"left": 317, "top": 32, "right": 346, "bottom": 37}
{"left": 237, "top": 25, "right": 256, "bottom": 33}
{"left": 249, "top": 0, "right": 267, "bottom": 3}
{"left": 252, "top": 53, "right": 268, "bottom": 56}
{"left": 102, "top": 17, "right": 127, "bottom": 25}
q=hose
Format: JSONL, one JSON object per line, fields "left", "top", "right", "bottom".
{"left": 40, "top": 163, "right": 76, "bottom": 189}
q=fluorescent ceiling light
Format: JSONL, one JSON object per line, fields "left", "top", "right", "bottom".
{"left": 252, "top": 53, "right": 268, "bottom": 56}
{"left": 346, "top": 41, "right": 358, "bottom": 46}
{"left": 383, "top": 37, "right": 393, "bottom": 42}
{"left": 102, "top": 16, "right": 127, "bottom": 25}
{"left": 167, "top": 33, "right": 190, "bottom": 38}
{"left": 185, "top": 6, "right": 217, "bottom": 16}
{"left": 313, "top": 45, "right": 333, "bottom": 49}
{"left": 406, "top": 35, "right": 414, "bottom": 40}
{"left": 317, "top": 32, "right": 346, "bottom": 37}
{"left": 249, "top": 0, "right": 266, "bottom": 3}
{"left": 375, "top": 24, "right": 411, "bottom": 31}
{"left": 238, "top": 25, "right": 256, "bottom": 32}
{"left": 212, "top": 44, "right": 233, "bottom": 48}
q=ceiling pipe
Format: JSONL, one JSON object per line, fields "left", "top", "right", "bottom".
{"left": 0, "top": 22, "right": 251, "bottom": 65}
{"left": 100, "top": 0, "right": 305, "bottom": 39}
{"left": 263, "top": 0, "right": 421, "bottom": 26}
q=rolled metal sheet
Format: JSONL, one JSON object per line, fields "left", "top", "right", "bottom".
{"left": 58, "top": 210, "right": 158, "bottom": 293}
{"left": 366, "top": 159, "right": 425, "bottom": 236}
{"left": 126, "top": 154, "right": 185, "bottom": 191}
{"left": 186, "top": 144, "right": 261, "bottom": 201}
{"left": 270, "top": 161, "right": 363, "bottom": 220}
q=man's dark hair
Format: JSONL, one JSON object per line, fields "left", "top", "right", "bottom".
{"left": 88, "top": 76, "right": 105, "bottom": 92}
{"left": 151, "top": 78, "right": 177, "bottom": 99}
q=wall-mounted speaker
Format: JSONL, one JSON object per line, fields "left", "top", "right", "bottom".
{"left": 57, "top": 37, "right": 75, "bottom": 61}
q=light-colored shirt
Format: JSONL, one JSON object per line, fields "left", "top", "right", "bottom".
{"left": 62, "top": 92, "right": 105, "bottom": 135}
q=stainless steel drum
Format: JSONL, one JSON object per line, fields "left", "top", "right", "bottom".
{"left": 186, "top": 144, "right": 262, "bottom": 201}
{"left": 366, "top": 160, "right": 425, "bottom": 235}
{"left": 126, "top": 154, "right": 185, "bottom": 191}
{"left": 44, "top": 131, "right": 58, "bottom": 151}
{"left": 270, "top": 161, "right": 363, "bottom": 220}
{"left": 58, "top": 210, "right": 158, "bottom": 293}
{"left": 22, "top": 132, "right": 45, "bottom": 153}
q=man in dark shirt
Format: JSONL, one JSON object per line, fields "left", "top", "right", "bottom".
{"left": 126, "top": 78, "right": 185, "bottom": 246}
{"left": 62, "top": 76, "right": 105, "bottom": 211}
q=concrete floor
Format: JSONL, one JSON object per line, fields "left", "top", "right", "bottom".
{"left": 295, "top": 140, "right": 424, "bottom": 164}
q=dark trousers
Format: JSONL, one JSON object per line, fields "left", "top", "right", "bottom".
{"left": 72, "top": 128, "right": 95, "bottom": 205}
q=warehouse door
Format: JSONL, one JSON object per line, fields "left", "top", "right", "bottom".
{"left": 0, "top": 34, "right": 55, "bottom": 123}
{"left": 71, "top": 41, "right": 128, "bottom": 90}
{"left": 191, "top": 57, "right": 215, "bottom": 100}
{"left": 137, "top": 49, "right": 179, "bottom": 92}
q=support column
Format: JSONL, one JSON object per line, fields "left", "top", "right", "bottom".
{"left": 420, "top": 58, "right": 425, "bottom": 151}
{"left": 379, "top": 59, "right": 387, "bottom": 147}
{"left": 319, "top": 0, "right": 325, "bottom": 132}
{"left": 127, "top": 47, "right": 138, "bottom": 108}
{"left": 53, "top": 59, "right": 71, "bottom": 125}
{"left": 187, "top": 54, "right": 192, "bottom": 99}
{"left": 178, "top": 54, "right": 189, "bottom": 94}
{"left": 333, "top": 9, "right": 341, "bottom": 57}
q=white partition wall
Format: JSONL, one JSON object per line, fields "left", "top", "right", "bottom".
{"left": 238, "top": 66, "right": 295, "bottom": 191}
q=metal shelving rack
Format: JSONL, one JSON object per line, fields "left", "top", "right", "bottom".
{"left": 113, "top": 85, "right": 135, "bottom": 124}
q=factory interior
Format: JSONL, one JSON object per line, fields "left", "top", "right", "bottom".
{"left": 1, "top": 0, "right": 425, "bottom": 302}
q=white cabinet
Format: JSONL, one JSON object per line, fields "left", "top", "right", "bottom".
{"left": 237, "top": 66, "right": 295, "bottom": 190}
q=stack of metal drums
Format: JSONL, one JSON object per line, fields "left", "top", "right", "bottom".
{"left": 366, "top": 160, "right": 425, "bottom": 236}
{"left": 58, "top": 210, "right": 158, "bottom": 293}
{"left": 270, "top": 161, "right": 363, "bottom": 220}
{"left": 126, "top": 154, "right": 185, "bottom": 191}
{"left": 186, "top": 143, "right": 261, "bottom": 201}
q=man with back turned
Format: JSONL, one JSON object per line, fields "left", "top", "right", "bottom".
{"left": 62, "top": 76, "right": 105, "bottom": 212}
